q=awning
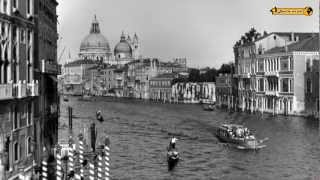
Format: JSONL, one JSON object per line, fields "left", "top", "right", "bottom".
{"left": 49, "top": 75, "right": 58, "bottom": 82}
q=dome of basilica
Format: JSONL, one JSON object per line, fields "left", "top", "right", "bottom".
{"left": 114, "top": 32, "right": 132, "bottom": 57}
{"left": 79, "top": 15, "right": 111, "bottom": 56}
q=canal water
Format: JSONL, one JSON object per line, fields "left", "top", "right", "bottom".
{"left": 59, "top": 96, "right": 320, "bottom": 180}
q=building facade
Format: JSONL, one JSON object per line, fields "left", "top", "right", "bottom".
{"left": 304, "top": 59, "right": 319, "bottom": 117}
{"left": 216, "top": 74, "right": 234, "bottom": 108}
{"left": 234, "top": 32, "right": 316, "bottom": 114}
{"left": 149, "top": 73, "right": 177, "bottom": 102}
{"left": 0, "top": 0, "right": 43, "bottom": 179}
{"left": 34, "top": 0, "right": 59, "bottom": 178}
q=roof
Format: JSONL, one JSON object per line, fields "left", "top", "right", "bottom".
{"left": 254, "top": 32, "right": 315, "bottom": 42}
{"left": 150, "top": 73, "right": 177, "bottom": 80}
{"left": 265, "top": 34, "right": 319, "bottom": 54}
{"left": 220, "top": 124, "right": 244, "bottom": 130}
{"left": 64, "top": 59, "right": 97, "bottom": 67}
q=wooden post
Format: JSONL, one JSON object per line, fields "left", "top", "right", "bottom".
{"left": 104, "top": 138, "right": 110, "bottom": 180}
{"left": 68, "top": 107, "right": 73, "bottom": 131}
{"left": 89, "top": 162, "right": 95, "bottom": 180}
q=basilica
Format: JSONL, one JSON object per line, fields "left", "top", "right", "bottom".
{"left": 79, "top": 15, "right": 141, "bottom": 65}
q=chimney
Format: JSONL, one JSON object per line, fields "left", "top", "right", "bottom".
{"left": 284, "top": 41, "right": 288, "bottom": 52}
{"left": 291, "top": 32, "right": 294, "bottom": 42}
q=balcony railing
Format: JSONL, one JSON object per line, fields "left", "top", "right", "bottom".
{"left": 27, "top": 80, "right": 39, "bottom": 96}
{"left": 0, "top": 83, "right": 14, "bottom": 100}
{"left": 15, "top": 81, "right": 27, "bottom": 99}
{"left": 265, "top": 90, "right": 279, "bottom": 96}
{"left": 265, "top": 71, "right": 279, "bottom": 77}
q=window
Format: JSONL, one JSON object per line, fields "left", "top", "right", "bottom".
{"left": 281, "top": 78, "right": 289, "bottom": 92}
{"left": 289, "top": 57, "right": 293, "bottom": 70}
{"left": 273, "top": 35, "right": 277, "bottom": 40}
{"left": 280, "top": 58, "right": 288, "bottom": 71}
{"left": 27, "top": 0, "right": 31, "bottom": 14}
{"left": 13, "top": 0, "right": 17, "bottom": 9}
{"left": 259, "top": 79, "right": 264, "bottom": 92}
{"left": 13, "top": 106, "right": 18, "bottom": 130}
{"left": 27, "top": 102, "right": 32, "bottom": 125}
{"left": 306, "top": 79, "right": 312, "bottom": 93}
{"left": 306, "top": 59, "right": 311, "bottom": 71}
{"left": 13, "top": 142, "right": 19, "bottom": 162}
{"left": 20, "top": 29, "right": 25, "bottom": 43}
{"left": 26, "top": 137, "right": 32, "bottom": 156}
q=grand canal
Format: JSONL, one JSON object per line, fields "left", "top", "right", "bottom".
{"left": 59, "top": 96, "right": 320, "bottom": 179}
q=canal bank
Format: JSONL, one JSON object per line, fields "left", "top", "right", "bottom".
{"left": 59, "top": 96, "right": 320, "bottom": 179}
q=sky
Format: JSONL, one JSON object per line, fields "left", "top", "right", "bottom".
{"left": 57, "top": 0, "right": 319, "bottom": 68}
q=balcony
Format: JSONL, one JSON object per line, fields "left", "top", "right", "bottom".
{"left": 14, "top": 81, "right": 27, "bottom": 99}
{"left": 27, "top": 80, "right": 39, "bottom": 97}
{"left": 265, "top": 71, "right": 279, "bottom": 77}
{"left": 265, "top": 90, "right": 279, "bottom": 96}
{"left": 41, "top": 59, "right": 59, "bottom": 74}
{"left": 0, "top": 83, "right": 14, "bottom": 100}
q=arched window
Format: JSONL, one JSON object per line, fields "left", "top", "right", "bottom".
{"left": 13, "top": 142, "right": 19, "bottom": 162}
{"left": 26, "top": 137, "right": 32, "bottom": 155}
{"left": 306, "top": 79, "right": 312, "bottom": 93}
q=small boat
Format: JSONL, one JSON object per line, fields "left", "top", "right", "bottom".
{"left": 96, "top": 111, "right": 104, "bottom": 122}
{"left": 203, "top": 104, "right": 215, "bottom": 111}
{"left": 216, "top": 124, "right": 267, "bottom": 150}
{"left": 63, "top": 96, "right": 69, "bottom": 102}
{"left": 167, "top": 150, "right": 179, "bottom": 171}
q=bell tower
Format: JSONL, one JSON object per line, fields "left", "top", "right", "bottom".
{"left": 132, "top": 33, "right": 140, "bottom": 59}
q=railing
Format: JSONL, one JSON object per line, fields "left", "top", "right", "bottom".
{"left": 15, "top": 81, "right": 27, "bottom": 98}
{"left": 0, "top": 83, "right": 14, "bottom": 100}
{"left": 265, "top": 71, "right": 279, "bottom": 77}
{"left": 265, "top": 90, "right": 279, "bottom": 96}
{"left": 27, "top": 80, "right": 39, "bottom": 96}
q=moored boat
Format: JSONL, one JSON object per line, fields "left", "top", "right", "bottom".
{"left": 216, "top": 124, "right": 266, "bottom": 150}
{"left": 203, "top": 104, "right": 215, "bottom": 111}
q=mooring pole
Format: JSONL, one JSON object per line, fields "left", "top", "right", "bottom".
{"left": 68, "top": 107, "right": 73, "bottom": 131}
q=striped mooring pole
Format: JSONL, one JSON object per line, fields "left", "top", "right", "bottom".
{"left": 56, "top": 153, "right": 63, "bottom": 180}
{"left": 41, "top": 159, "right": 48, "bottom": 180}
{"left": 68, "top": 138, "right": 75, "bottom": 173}
{"left": 89, "top": 162, "right": 95, "bottom": 180}
{"left": 97, "top": 155, "right": 103, "bottom": 180}
{"left": 79, "top": 134, "right": 84, "bottom": 179}
{"left": 104, "top": 145, "right": 110, "bottom": 180}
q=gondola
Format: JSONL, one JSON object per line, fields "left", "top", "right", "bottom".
{"left": 167, "top": 150, "right": 179, "bottom": 171}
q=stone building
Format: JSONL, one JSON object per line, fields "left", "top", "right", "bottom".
{"left": 34, "top": 0, "right": 59, "bottom": 178}
{"left": 234, "top": 32, "right": 316, "bottom": 113}
{"left": 216, "top": 74, "right": 234, "bottom": 108}
{"left": 63, "top": 59, "right": 97, "bottom": 95}
{"left": 0, "top": 0, "right": 48, "bottom": 179}
{"left": 149, "top": 73, "right": 177, "bottom": 102}
{"left": 304, "top": 59, "right": 319, "bottom": 117}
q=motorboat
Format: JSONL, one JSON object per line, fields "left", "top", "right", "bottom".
{"left": 167, "top": 150, "right": 179, "bottom": 171}
{"left": 216, "top": 124, "right": 267, "bottom": 150}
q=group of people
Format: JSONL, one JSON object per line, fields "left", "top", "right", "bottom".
{"left": 230, "top": 127, "right": 251, "bottom": 139}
